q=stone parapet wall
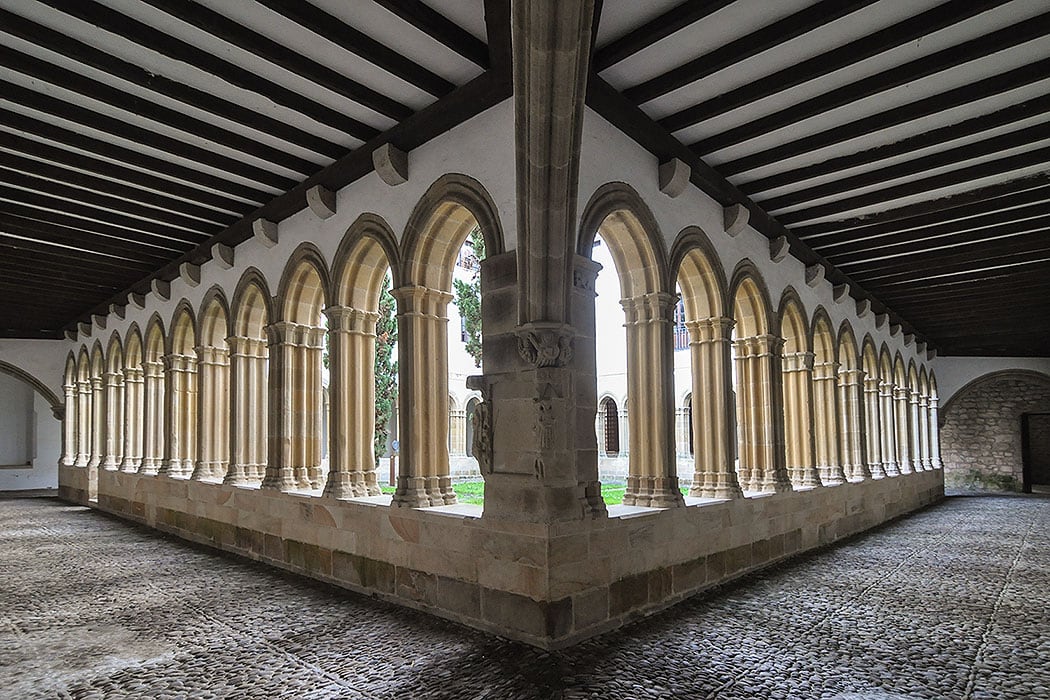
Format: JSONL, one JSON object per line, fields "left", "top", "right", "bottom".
{"left": 75, "top": 466, "right": 942, "bottom": 649}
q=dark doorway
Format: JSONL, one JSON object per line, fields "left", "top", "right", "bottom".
{"left": 1021, "top": 413, "right": 1050, "bottom": 494}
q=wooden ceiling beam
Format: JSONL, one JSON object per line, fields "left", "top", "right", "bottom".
{"left": 0, "top": 201, "right": 203, "bottom": 248}
{"left": 593, "top": 0, "right": 736, "bottom": 71}
{"left": 842, "top": 238, "right": 1050, "bottom": 279}
{"left": 0, "top": 216, "right": 180, "bottom": 261}
{"left": 0, "top": 245, "right": 156, "bottom": 275}
{"left": 256, "top": 0, "right": 454, "bottom": 97}
{"left": 663, "top": 0, "right": 1006, "bottom": 132}
{"left": 35, "top": 0, "right": 381, "bottom": 142}
{"left": 719, "top": 57, "right": 1050, "bottom": 176}
{"left": 625, "top": 0, "right": 875, "bottom": 105}
{"left": 371, "top": 0, "right": 489, "bottom": 68}
{"left": 0, "top": 80, "right": 298, "bottom": 192}
{"left": 795, "top": 179, "right": 1050, "bottom": 242}
{"left": 865, "top": 259, "right": 1050, "bottom": 290}
{"left": 776, "top": 144, "right": 1050, "bottom": 225}
{"left": 692, "top": 12, "right": 1050, "bottom": 155}
{"left": 0, "top": 9, "right": 345, "bottom": 160}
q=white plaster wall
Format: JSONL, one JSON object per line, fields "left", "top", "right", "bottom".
{"left": 933, "top": 356, "right": 1050, "bottom": 404}
{"left": 0, "top": 389, "right": 60, "bottom": 491}
{"left": 577, "top": 108, "right": 930, "bottom": 376}
{"left": 0, "top": 339, "right": 70, "bottom": 401}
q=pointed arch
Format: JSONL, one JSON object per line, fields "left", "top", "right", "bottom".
{"left": 333, "top": 213, "right": 401, "bottom": 309}
{"left": 231, "top": 268, "right": 274, "bottom": 340}
{"left": 277, "top": 243, "right": 331, "bottom": 325}
{"left": 227, "top": 269, "right": 271, "bottom": 487}
{"left": 777, "top": 288, "right": 809, "bottom": 354}
{"left": 198, "top": 286, "right": 231, "bottom": 347}
{"left": 169, "top": 301, "right": 197, "bottom": 356}
{"left": 778, "top": 288, "right": 817, "bottom": 489}
{"left": 102, "top": 331, "right": 125, "bottom": 469}
{"left": 73, "top": 346, "right": 91, "bottom": 467}
{"left": 730, "top": 260, "right": 773, "bottom": 338}
{"left": 810, "top": 308, "right": 836, "bottom": 365}
{"left": 860, "top": 335, "right": 883, "bottom": 478}
{"left": 833, "top": 320, "right": 865, "bottom": 482}
{"left": 670, "top": 226, "right": 728, "bottom": 321}
{"left": 195, "top": 287, "right": 231, "bottom": 482}
{"left": 121, "top": 324, "right": 145, "bottom": 472}
{"left": 837, "top": 322, "right": 860, "bottom": 371}
{"left": 60, "top": 352, "right": 78, "bottom": 465}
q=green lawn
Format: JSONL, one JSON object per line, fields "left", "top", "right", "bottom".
{"left": 380, "top": 481, "right": 687, "bottom": 506}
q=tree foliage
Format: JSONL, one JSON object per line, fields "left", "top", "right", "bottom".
{"left": 374, "top": 273, "right": 398, "bottom": 465}
{"left": 453, "top": 227, "right": 485, "bottom": 368}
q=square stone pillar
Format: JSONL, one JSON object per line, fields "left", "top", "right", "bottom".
{"left": 391, "top": 285, "right": 457, "bottom": 507}
{"left": 323, "top": 306, "right": 382, "bottom": 498}
{"left": 781, "top": 350, "right": 821, "bottom": 488}
{"left": 687, "top": 317, "right": 743, "bottom": 499}
{"left": 620, "top": 292, "right": 684, "bottom": 508}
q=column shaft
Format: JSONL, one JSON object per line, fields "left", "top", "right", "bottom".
{"left": 687, "top": 317, "right": 742, "bottom": 499}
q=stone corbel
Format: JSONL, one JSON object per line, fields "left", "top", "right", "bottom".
{"left": 92, "top": 314, "right": 107, "bottom": 330}
{"left": 723, "top": 203, "right": 749, "bottom": 237}
{"left": 253, "top": 218, "right": 278, "bottom": 248}
{"left": 658, "top": 158, "right": 690, "bottom": 198}
{"left": 180, "top": 262, "right": 201, "bottom": 287}
{"left": 832, "top": 284, "right": 850, "bottom": 303}
{"left": 856, "top": 299, "right": 872, "bottom": 318}
{"left": 306, "top": 184, "right": 337, "bottom": 218}
{"left": 151, "top": 279, "right": 171, "bottom": 301}
{"left": 769, "top": 236, "right": 790, "bottom": 263}
{"left": 805, "top": 264, "right": 825, "bottom": 287}
{"left": 128, "top": 292, "right": 146, "bottom": 310}
{"left": 211, "top": 243, "right": 235, "bottom": 269}
{"left": 77, "top": 321, "right": 92, "bottom": 337}
{"left": 109, "top": 303, "right": 126, "bottom": 320}
{"left": 874, "top": 313, "right": 889, "bottom": 330}
{"left": 373, "top": 143, "right": 409, "bottom": 186}
{"left": 516, "top": 322, "right": 575, "bottom": 368}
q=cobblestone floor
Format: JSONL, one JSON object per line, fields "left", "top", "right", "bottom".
{"left": 1, "top": 495, "right": 1047, "bottom": 700}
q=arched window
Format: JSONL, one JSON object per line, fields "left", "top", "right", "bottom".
{"left": 164, "top": 305, "right": 198, "bottom": 478}
{"left": 141, "top": 318, "right": 167, "bottom": 475}
{"left": 812, "top": 313, "right": 844, "bottom": 485}
{"left": 600, "top": 397, "right": 620, "bottom": 456}
{"left": 228, "top": 273, "right": 270, "bottom": 487}
{"left": 122, "top": 328, "right": 145, "bottom": 473}
{"left": 779, "top": 294, "right": 818, "bottom": 489}
{"left": 194, "top": 293, "right": 230, "bottom": 482}
{"left": 861, "top": 339, "right": 885, "bottom": 478}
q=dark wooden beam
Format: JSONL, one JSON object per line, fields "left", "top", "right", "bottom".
{"left": 0, "top": 216, "right": 180, "bottom": 260}
{"left": 0, "top": 202, "right": 202, "bottom": 249}
{"left": 744, "top": 96, "right": 1050, "bottom": 196}
{"left": 593, "top": 0, "right": 736, "bottom": 71}
{"left": 718, "top": 57, "right": 1050, "bottom": 176}
{"left": 692, "top": 11, "right": 1050, "bottom": 155}
{"left": 139, "top": 0, "right": 410, "bottom": 121}
{"left": 0, "top": 328, "right": 65, "bottom": 340}
{"left": 371, "top": 0, "right": 489, "bottom": 67}
{"left": 36, "top": 0, "right": 382, "bottom": 141}
{"left": 866, "top": 258, "right": 1050, "bottom": 290}
{"left": 0, "top": 8, "right": 345, "bottom": 160}
{"left": 818, "top": 205, "right": 1050, "bottom": 257}
{"left": 792, "top": 175, "right": 1050, "bottom": 240}
{"left": 662, "top": 0, "right": 1008, "bottom": 132}
{"left": 777, "top": 144, "right": 1050, "bottom": 225}
{"left": 0, "top": 80, "right": 298, "bottom": 192}
{"left": 874, "top": 272, "right": 1050, "bottom": 304}
{"left": 760, "top": 122, "right": 1050, "bottom": 212}
{"left": 841, "top": 236, "right": 1050, "bottom": 279}
{"left": 0, "top": 168, "right": 225, "bottom": 234}
{"left": 0, "top": 109, "right": 271, "bottom": 206}
{"left": 624, "top": 0, "right": 875, "bottom": 105}
{"left": 255, "top": 0, "right": 454, "bottom": 98}
{"left": 0, "top": 234, "right": 166, "bottom": 268}
{"left": 0, "top": 151, "right": 237, "bottom": 224}
{"left": 484, "top": 0, "right": 512, "bottom": 78}
{"left": 887, "top": 290, "right": 1050, "bottom": 316}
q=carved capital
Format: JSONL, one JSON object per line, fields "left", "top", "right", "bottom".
{"left": 516, "top": 323, "right": 575, "bottom": 368}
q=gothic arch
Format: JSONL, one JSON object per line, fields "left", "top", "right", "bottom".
{"left": 332, "top": 213, "right": 401, "bottom": 307}
{"left": 231, "top": 269, "right": 274, "bottom": 339}
{"left": 277, "top": 243, "right": 331, "bottom": 324}
{"left": 671, "top": 226, "right": 727, "bottom": 320}
{"left": 837, "top": 322, "right": 860, "bottom": 370}
{"left": 197, "top": 286, "right": 231, "bottom": 345}
{"left": 0, "top": 360, "right": 62, "bottom": 414}
{"left": 729, "top": 260, "right": 774, "bottom": 337}
{"left": 168, "top": 301, "right": 197, "bottom": 356}
{"left": 777, "top": 288, "right": 810, "bottom": 354}
{"left": 940, "top": 370, "right": 1050, "bottom": 420}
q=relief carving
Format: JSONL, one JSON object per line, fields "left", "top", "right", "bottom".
{"left": 516, "top": 323, "right": 575, "bottom": 368}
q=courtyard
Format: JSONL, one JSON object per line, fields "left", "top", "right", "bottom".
{"left": 2, "top": 494, "right": 1046, "bottom": 699}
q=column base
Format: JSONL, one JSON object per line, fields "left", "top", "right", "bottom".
{"left": 689, "top": 470, "right": 743, "bottom": 499}
{"left": 898, "top": 460, "right": 914, "bottom": 475}
{"left": 307, "top": 465, "right": 325, "bottom": 490}
{"left": 882, "top": 460, "right": 901, "bottom": 477}
{"left": 789, "top": 466, "right": 823, "bottom": 489}
{"left": 323, "top": 470, "right": 382, "bottom": 499}
{"left": 623, "top": 475, "right": 685, "bottom": 508}
{"left": 757, "top": 472, "right": 793, "bottom": 494}
{"left": 102, "top": 458, "right": 120, "bottom": 471}
{"left": 74, "top": 457, "right": 89, "bottom": 467}
{"left": 191, "top": 461, "right": 226, "bottom": 482}
{"left": 392, "top": 476, "right": 456, "bottom": 508}
{"left": 912, "top": 459, "right": 925, "bottom": 472}
{"left": 921, "top": 458, "right": 934, "bottom": 470}
{"left": 119, "top": 459, "right": 140, "bottom": 474}
{"left": 261, "top": 467, "right": 299, "bottom": 492}
{"left": 867, "top": 461, "right": 886, "bottom": 479}
{"left": 934, "top": 458, "right": 945, "bottom": 470}
{"left": 820, "top": 465, "right": 848, "bottom": 486}
{"left": 223, "top": 464, "right": 254, "bottom": 487}
{"left": 845, "top": 462, "right": 871, "bottom": 482}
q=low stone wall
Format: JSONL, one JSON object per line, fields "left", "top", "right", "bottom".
{"left": 57, "top": 464, "right": 94, "bottom": 504}
{"left": 66, "top": 466, "right": 943, "bottom": 649}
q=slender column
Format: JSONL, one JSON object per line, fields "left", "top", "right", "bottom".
{"left": 120, "top": 368, "right": 143, "bottom": 472}
{"left": 61, "top": 381, "right": 77, "bottom": 466}
{"left": 225, "top": 336, "right": 265, "bottom": 486}
{"left": 863, "top": 376, "right": 885, "bottom": 478}
{"left": 102, "top": 370, "right": 123, "bottom": 470}
{"left": 781, "top": 351, "right": 820, "bottom": 488}
{"left": 192, "top": 345, "right": 229, "bottom": 482}
{"left": 894, "top": 385, "right": 913, "bottom": 475}
{"left": 262, "top": 321, "right": 299, "bottom": 491}
{"left": 838, "top": 369, "right": 869, "bottom": 481}
{"left": 391, "top": 286, "right": 457, "bottom": 507}
{"left": 74, "top": 379, "right": 90, "bottom": 466}
{"left": 734, "top": 335, "right": 791, "bottom": 494}
{"left": 813, "top": 361, "right": 846, "bottom": 485}
{"left": 879, "top": 379, "right": 900, "bottom": 476}
{"left": 323, "top": 306, "right": 383, "bottom": 498}
{"left": 88, "top": 376, "right": 104, "bottom": 469}
{"left": 919, "top": 393, "right": 933, "bottom": 469}
{"left": 909, "top": 388, "right": 924, "bottom": 472}
{"left": 304, "top": 326, "right": 326, "bottom": 489}
{"left": 251, "top": 343, "right": 267, "bottom": 482}
{"left": 687, "top": 317, "right": 743, "bottom": 499}
{"left": 141, "top": 360, "right": 165, "bottom": 475}
{"left": 620, "top": 292, "right": 684, "bottom": 508}
{"left": 160, "top": 353, "right": 195, "bottom": 477}
{"left": 930, "top": 395, "right": 945, "bottom": 469}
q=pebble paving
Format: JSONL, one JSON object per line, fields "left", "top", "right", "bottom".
{"left": 1, "top": 495, "right": 1047, "bottom": 700}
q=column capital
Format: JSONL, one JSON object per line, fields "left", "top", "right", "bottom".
{"left": 685, "top": 316, "right": 734, "bottom": 343}
{"left": 324, "top": 305, "right": 381, "bottom": 334}
{"left": 195, "top": 345, "right": 230, "bottom": 366}
{"left": 734, "top": 333, "right": 783, "bottom": 357}
{"left": 226, "top": 335, "right": 268, "bottom": 358}
{"left": 122, "top": 367, "right": 144, "bottom": 382}
{"left": 163, "top": 353, "right": 196, "bottom": 372}
{"left": 781, "top": 351, "right": 814, "bottom": 373}
{"left": 391, "top": 284, "right": 454, "bottom": 311}
{"left": 619, "top": 291, "right": 678, "bottom": 323}
{"left": 515, "top": 322, "right": 576, "bottom": 368}
{"left": 812, "top": 361, "right": 840, "bottom": 380}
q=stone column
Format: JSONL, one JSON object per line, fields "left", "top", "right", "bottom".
{"left": 687, "top": 317, "right": 743, "bottom": 499}
{"left": 813, "top": 361, "right": 846, "bottom": 485}
{"left": 879, "top": 379, "right": 900, "bottom": 476}
{"left": 918, "top": 393, "right": 933, "bottom": 469}
{"left": 894, "top": 385, "right": 913, "bottom": 475}
{"left": 192, "top": 345, "right": 229, "bottom": 482}
{"left": 620, "top": 292, "right": 684, "bottom": 508}
{"left": 780, "top": 350, "right": 820, "bottom": 488}
{"left": 838, "top": 369, "right": 869, "bottom": 482}
{"left": 75, "top": 378, "right": 91, "bottom": 466}
{"left": 88, "top": 375, "right": 104, "bottom": 469}
{"left": 262, "top": 322, "right": 298, "bottom": 492}
{"left": 734, "top": 335, "right": 791, "bottom": 494}
{"left": 160, "top": 353, "right": 196, "bottom": 478}
{"left": 61, "top": 380, "right": 77, "bottom": 466}
{"left": 862, "top": 375, "right": 885, "bottom": 478}
{"left": 391, "top": 286, "right": 457, "bottom": 507}
{"left": 323, "top": 306, "right": 382, "bottom": 498}
{"left": 302, "top": 325, "right": 326, "bottom": 489}
{"left": 226, "top": 336, "right": 265, "bottom": 486}
{"left": 120, "top": 367, "right": 143, "bottom": 472}
{"left": 141, "top": 359, "right": 165, "bottom": 475}
{"left": 909, "top": 388, "right": 924, "bottom": 472}
{"left": 930, "top": 395, "right": 945, "bottom": 469}
{"left": 102, "top": 370, "right": 124, "bottom": 470}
